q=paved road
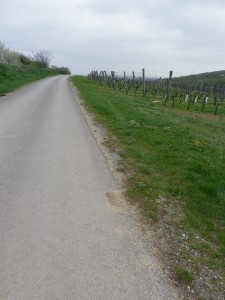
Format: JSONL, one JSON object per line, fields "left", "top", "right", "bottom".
{"left": 0, "top": 76, "right": 177, "bottom": 299}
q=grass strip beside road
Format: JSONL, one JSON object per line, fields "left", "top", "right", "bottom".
{"left": 72, "top": 76, "right": 225, "bottom": 296}
{"left": 0, "top": 63, "right": 60, "bottom": 96}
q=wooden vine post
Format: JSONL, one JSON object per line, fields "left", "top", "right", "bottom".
{"left": 164, "top": 70, "right": 173, "bottom": 106}
{"left": 214, "top": 91, "right": 225, "bottom": 115}
{"left": 142, "top": 68, "right": 146, "bottom": 98}
{"left": 111, "top": 71, "right": 116, "bottom": 91}
{"left": 132, "top": 71, "right": 137, "bottom": 97}
{"left": 104, "top": 70, "right": 108, "bottom": 81}
{"left": 187, "top": 84, "right": 192, "bottom": 110}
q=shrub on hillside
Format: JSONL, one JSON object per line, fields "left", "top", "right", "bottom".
{"left": 19, "top": 54, "right": 32, "bottom": 65}
{"left": 0, "top": 63, "right": 10, "bottom": 76}
{"left": 32, "top": 50, "right": 53, "bottom": 68}
{"left": 0, "top": 41, "right": 21, "bottom": 67}
{"left": 52, "top": 65, "right": 71, "bottom": 75}
{"left": 0, "top": 42, "right": 71, "bottom": 75}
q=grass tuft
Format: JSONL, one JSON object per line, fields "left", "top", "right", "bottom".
{"left": 175, "top": 267, "right": 194, "bottom": 283}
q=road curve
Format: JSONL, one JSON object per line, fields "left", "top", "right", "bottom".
{"left": 0, "top": 76, "right": 177, "bottom": 299}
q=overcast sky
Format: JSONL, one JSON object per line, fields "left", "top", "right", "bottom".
{"left": 1, "top": 0, "right": 225, "bottom": 76}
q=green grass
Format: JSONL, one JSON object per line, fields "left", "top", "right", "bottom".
{"left": 175, "top": 267, "right": 194, "bottom": 283}
{"left": 166, "top": 96, "right": 225, "bottom": 115}
{"left": 0, "top": 63, "right": 60, "bottom": 96}
{"left": 71, "top": 76, "right": 225, "bottom": 292}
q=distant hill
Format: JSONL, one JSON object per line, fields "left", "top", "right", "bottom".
{"left": 172, "top": 70, "right": 225, "bottom": 90}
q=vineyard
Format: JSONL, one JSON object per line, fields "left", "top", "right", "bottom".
{"left": 89, "top": 69, "right": 225, "bottom": 115}
{"left": 72, "top": 74, "right": 225, "bottom": 300}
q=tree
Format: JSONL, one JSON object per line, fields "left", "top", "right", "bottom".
{"left": 19, "top": 53, "right": 32, "bottom": 65}
{"left": 0, "top": 41, "right": 7, "bottom": 64}
{"left": 32, "top": 49, "right": 53, "bottom": 68}
{"left": 52, "top": 65, "right": 71, "bottom": 75}
{"left": 0, "top": 41, "right": 21, "bottom": 66}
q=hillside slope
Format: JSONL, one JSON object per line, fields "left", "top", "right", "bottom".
{"left": 0, "top": 63, "right": 61, "bottom": 96}
{"left": 172, "top": 70, "right": 225, "bottom": 89}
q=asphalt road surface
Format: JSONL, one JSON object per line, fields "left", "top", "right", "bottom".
{"left": 0, "top": 76, "right": 177, "bottom": 299}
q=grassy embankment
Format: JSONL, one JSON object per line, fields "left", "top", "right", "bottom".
{"left": 0, "top": 63, "right": 60, "bottom": 96}
{"left": 72, "top": 75, "right": 225, "bottom": 297}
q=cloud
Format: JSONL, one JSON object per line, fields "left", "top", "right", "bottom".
{"left": 0, "top": 0, "right": 224, "bottom": 75}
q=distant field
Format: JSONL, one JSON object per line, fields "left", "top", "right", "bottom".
{"left": 72, "top": 75, "right": 225, "bottom": 299}
{"left": 0, "top": 63, "right": 60, "bottom": 96}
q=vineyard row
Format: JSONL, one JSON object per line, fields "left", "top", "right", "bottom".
{"left": 89, "top": 69, "right": 225, "bottom": 115}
